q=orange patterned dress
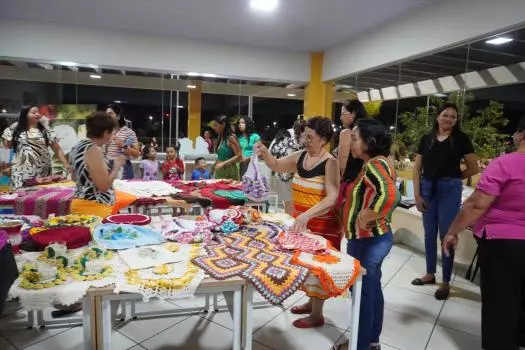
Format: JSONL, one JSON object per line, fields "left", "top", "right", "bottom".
{"left": 291, "top": 151, "right": 342, "bottom": 250}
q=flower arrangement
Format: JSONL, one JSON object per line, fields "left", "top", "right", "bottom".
{"left": 69, "top": 247, "right": 113, "bottom": 281}
{"left": 19, "top": 262, "right": 68, "bottom": 290}
{"left": 37, "top": 242, "right": 70, "bottom": 268}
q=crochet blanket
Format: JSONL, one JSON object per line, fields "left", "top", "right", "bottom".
{"left": 192, "top": 224, "right": 308, "bottom": 304}
{"left": 12, "top": 188, "right": 74, "bottom": 218}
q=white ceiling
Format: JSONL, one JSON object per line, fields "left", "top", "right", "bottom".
{"left": 0, "top": 0, "right": 438, "bottom": 51}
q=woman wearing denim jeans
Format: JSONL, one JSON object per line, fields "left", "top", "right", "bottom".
{"left": 334, "top": 119, "right": 401, "bottom": 350}
{"left": 411, "top": 103, "right": 479, "bottom": 300}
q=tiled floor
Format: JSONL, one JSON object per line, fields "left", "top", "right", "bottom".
{"left": 0, "top": 244, "right": 482, "bottom": 350}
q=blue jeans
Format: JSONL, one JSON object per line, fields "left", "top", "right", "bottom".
{"left": 122, "top": 160, "right": 134, "bottom": 180}
{"left": 421, "top": 177, "right": 462, "bottom": 283}
{"left": 347, "top": 232, "right": 393, "bottom": 350}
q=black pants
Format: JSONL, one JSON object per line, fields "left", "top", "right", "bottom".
{"left": 0, "top": 243, "right": 18, "bottom": 316}
{"left": 479, "top": 238, "right": 525, "bottom": 350}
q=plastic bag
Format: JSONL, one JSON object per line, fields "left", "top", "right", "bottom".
{"left": 242, "top": 154, "right": 269, "bottom": 202}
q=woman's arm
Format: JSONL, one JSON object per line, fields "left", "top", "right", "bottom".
{"left": 412, "top": 154, "right": 427, "bottom": 212}
{"left": 124, "top": 143, "right": 141, "bottom": 158}
{"left": 462, "top": 153, "right": 480, "bottom": 179}
{"left": 254, "top": 142, "right": 300, "bottom": 174}
{"left": 337, "top": 129, "right": 352, "bottom": 176}
{"left": 85, "top": 147, "right": 124, "bottom": 192}
{"left": 358, "top": 159, "right": 399, "bottom": 228}
{"left": 50, "top": 142, "right": 70, "bottom": 170}
{"left": 217, "top": 136, "right": 242, "bottom": 168}
{"left": 291, "top": 158, "right": 340, "bottom": 232}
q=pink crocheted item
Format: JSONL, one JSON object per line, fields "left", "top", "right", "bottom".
{"left": 277, "top": 231, "right": 328, "bottom": 254}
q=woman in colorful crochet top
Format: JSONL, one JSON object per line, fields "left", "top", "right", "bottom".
{"left": 255, "top": 116, "right": 340, "bottom": 329}
{"left": 335, "top": 119, "right": 400, "bottom": 350}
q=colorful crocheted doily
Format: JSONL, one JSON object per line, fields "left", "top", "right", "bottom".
{"left": 292, "top": 248, "right": 361, "bottom": 300}
{"left": 192, "top": 225, "right": 308, "bottom": 305}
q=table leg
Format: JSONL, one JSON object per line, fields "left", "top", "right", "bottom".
{"left": 100, "top": 299, "right": 112, "bottom": 350}
{"left": 83, "top": 297, "right": 92, "bottom": 350}
{"left": 232, "top": 288, "right": 242, "bottom": 350}
{"left": 242, "top": 284, "right": 253, "bottom": 350}
{"left": 350, "top": 277, "right": 363, "bottom": 350}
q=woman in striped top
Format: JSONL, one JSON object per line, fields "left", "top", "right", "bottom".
{"left": 255, "top": 116, "right": 340, "bottom": 329}
{"left": 104, "top": 105, "right": 140, "bottom": 179}
{"left": 336, "top": 119, "right": 400, "bottom": 350}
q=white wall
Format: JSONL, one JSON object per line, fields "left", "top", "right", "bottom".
{"left": 0, "top": 20, "right": 311, "bottom": 83}
{"left": 324, "top": 0, "right": 525, "bottom": 81}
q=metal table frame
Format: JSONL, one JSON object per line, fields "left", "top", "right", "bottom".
{"left": 85, "top": 278, "right": 253, "bottom": 350}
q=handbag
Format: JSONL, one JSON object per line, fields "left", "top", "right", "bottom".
{"left": 242, "top": 154, "right": 269, "bottom": 202}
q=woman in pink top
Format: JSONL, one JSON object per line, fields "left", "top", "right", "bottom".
{"left": 443, "top": 117, "right": 525, "bottom": 350}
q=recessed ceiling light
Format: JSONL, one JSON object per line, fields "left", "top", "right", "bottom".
{"left": 250, "top": 0, "right": 278, "bottom": 12}
{"left": 187, "top": 84, "right": 197, "bottom": 89}
{"left": 90, "top": 74, "right": 102, "bottom": 79}
{"left": 148, "top": 115, "right": 153, "bottom": 120}
{"left": 486, "top": 37, "right": 513, "bottom": 45}
{"left": 114, "top": 100, "right": 122, "bottom": 103}
{"left": 1, "top": 109, "right": 6, "bottom": 113}
{"left": 287, "top": 93, "right": 297, "bottom": 97}
{"left": 59, "top": 61, "right": 78, "bottom": 67}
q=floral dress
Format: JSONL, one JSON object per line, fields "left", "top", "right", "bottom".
{"left": 2, "top": 123, "right": 57, "bottom": 190}
{"left": 269, "top": 129, "right": 302, "bottom": 183}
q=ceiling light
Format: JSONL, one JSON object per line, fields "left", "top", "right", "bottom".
{"left": 177, "top": 105, "right": 184, "bottom": 109}
{"left": 202, "top": 73, "right": 217, "bottom": 78}
{"left": 187, "top": 84, "right": 197, "bottom": 89}
{"left": 250, "top": 0, "right": 278, "bottom": 12}
{"left": 114, "top": 100, "right": 122, "bottom": 103}
{"left": 59, "top": 61, "right": 78, "bottom": 67}
{"left": 90, "top": 74, "right": 102, "bottom": 79}
{"left": 287, "top": 93, "right": 297, "bottom": 97}
{"left": 486, "top": 37, "right": 513, "bottom": 45}
{"left": 187, "top": 72, "right": 199, "bottom": 76}
{"left": 148, "top": 115, "right": 153, "bottom": 120}
{"left": 1, "top": 109, "right": 6, "bottom": 113}
{"left": 433, "top": 93, "right": 447, "bottom": 97}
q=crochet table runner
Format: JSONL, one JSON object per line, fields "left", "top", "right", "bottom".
{"left": 14, "top": 188, "right": 74, "bottom": 218}
{"left": 192, "top": 225, "right": 308, "bottom": 305}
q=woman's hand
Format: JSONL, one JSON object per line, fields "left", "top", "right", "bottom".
{"left": 415, "top": 195, "right": 427, "bottom": 212}
{"left": 357, "top": 208, "right": 378, "bottom": 230}
{"left": 254, "top": 142, "right": 268, "bottom": 158}
{"left": 442, "top": 233, "right": 458, "bottom": 257}
{"left": 290, "top": 213, "right": 310, "bottom": 233}
{"left": 114, "top": 156, "right": 127, "bottom": 169}
{"left": 214, "top": 161, "right": 224, "bottom": 170}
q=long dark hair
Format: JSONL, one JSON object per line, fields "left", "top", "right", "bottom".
{"left": 433, "top": 103, "right": 461, "bottom": 133}
{"left": 215, "top": 114, "right": 234, "bottom": 146}
{"left": 107, "top": 104, "right": 126, "bottom": 128}
{"left": 236, "top": 116, "right": 255, "bottom": 137}
{"left": 12, "top": 105, "right": 50, "bottom": 152}
{"left": 343, "top": 99, "right": 368, "bottom": 128}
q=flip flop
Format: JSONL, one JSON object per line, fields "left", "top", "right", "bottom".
{"left": 411, "top": 277, "right": 436, "bottom": 286}
{"left": 290, "top": 305, "right": 313, "bottom": 315}
{"left": 292, "top": 317, "right": 324, "bottom": 329}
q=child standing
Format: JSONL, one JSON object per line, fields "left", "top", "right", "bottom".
{"left": 161, "top": 146, "right": 185, "bottom": 181}
{"left": 140, "top": 145, "right": 160, "bottom": 180}
{"left": 191, "top": 157, "right": 211, "bottom": 180}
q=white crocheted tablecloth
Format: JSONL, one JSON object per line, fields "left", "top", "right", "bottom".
{"left": 9, "top": 251, "right": 127, "bottom": 310}
{"left": 113, "top": 180, "right": 182, "bottom": 197}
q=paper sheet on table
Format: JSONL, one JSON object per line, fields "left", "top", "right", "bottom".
{"left": 118, "top": 244, "right": 188, "bottom": 270}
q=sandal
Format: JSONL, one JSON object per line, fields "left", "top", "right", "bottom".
{"left": 411, "top": 276, "right": 436, "bottom": 286}
{"left": 435, "top": 286, "right": 450, "bottom": 300}
{"left": 331, "top": 340, "right": 349, "bottom": 350}
{"left": 290, "top": 305, "right": 313, "bottom": 315}
{"left": 292, "top": 317, "right": 325, "bottom": 328}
